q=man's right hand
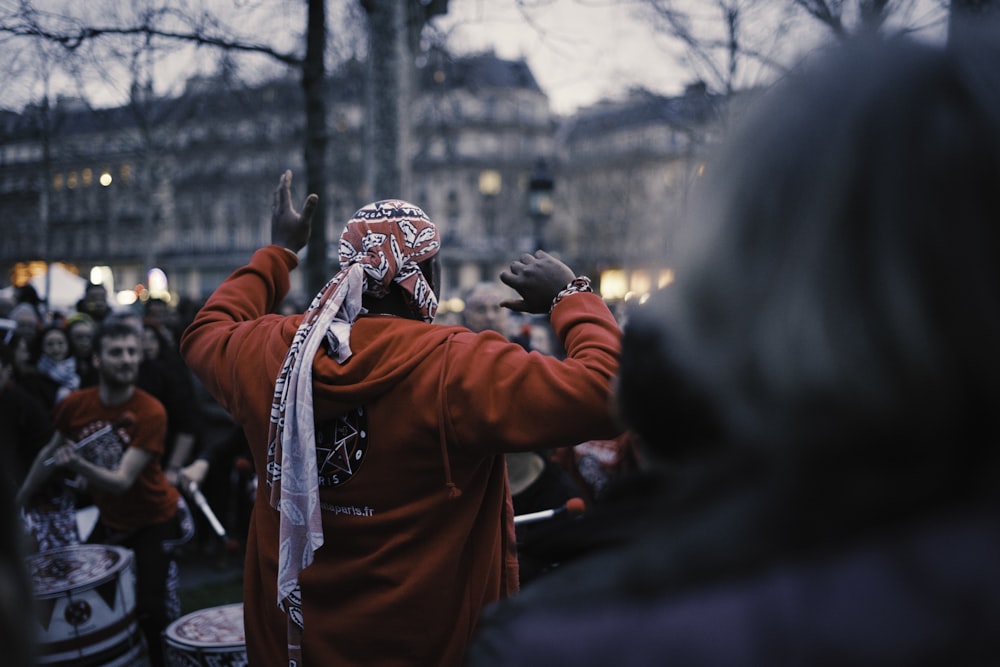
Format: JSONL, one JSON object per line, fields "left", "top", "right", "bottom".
{"left": 499, "top": 251, "right": 577, "bottom": 314}
{"left": 271, "top": 170, "right": 319, "bottom": 254}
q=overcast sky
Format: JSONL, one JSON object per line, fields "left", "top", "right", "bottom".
{"left": 430, "top": 0, "right": 696, "bottom": 115}
{"left": 432, "top": 0, "right": 949, "bottom": 115}
{"left": 1, "top": 0, "right": 947, "bottom": 116}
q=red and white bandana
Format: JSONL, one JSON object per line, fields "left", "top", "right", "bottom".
{"left": 266, "top": 200, "right": 440, "bottom": 665}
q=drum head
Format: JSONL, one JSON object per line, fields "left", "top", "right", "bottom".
{"left": 166, "top": 603, "right": 245, "bottom": 649}
{"left": 28, "top": 544, "right": 132, "bottom": 597}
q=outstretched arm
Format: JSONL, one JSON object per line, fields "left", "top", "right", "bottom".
{"left": 52, "top": 444, "right": 153, "bottom": 495}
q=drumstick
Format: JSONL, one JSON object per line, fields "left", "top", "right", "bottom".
{"left": 513, "top": 497, "right": 586, "bottom": 525}
{"left": 182, "top": 478, "right": 241, "bottom": 554}
{"left": 43, "top": 413, "right": 136, "bottom": 466}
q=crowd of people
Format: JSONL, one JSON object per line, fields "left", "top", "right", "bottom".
{"left": 1, "top": 286, "right": 214, "bottom": 665}
{"left": 2, "top": 25, "right": 999, "bottom": 667}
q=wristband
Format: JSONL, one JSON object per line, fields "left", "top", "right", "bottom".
{"left": 550, "top": 276, "right": 594, "bottom": 313}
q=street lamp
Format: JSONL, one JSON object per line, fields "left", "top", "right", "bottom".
{"left": 527, "top": 159, "right": 554, "bottom": 251}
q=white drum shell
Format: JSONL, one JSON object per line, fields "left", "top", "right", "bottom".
{"left": 29, "top": 544, "right": 148, "bottom": 666}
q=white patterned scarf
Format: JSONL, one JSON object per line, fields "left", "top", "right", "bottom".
{"left": 265, "top": 199, "right": 440, "bottom": 665}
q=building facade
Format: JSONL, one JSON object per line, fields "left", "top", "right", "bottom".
{"left": 0, "top": 50, "right": 723, "bottom": 313}
{"left": 556, "top": 83, "right": 724, "bottom": 300}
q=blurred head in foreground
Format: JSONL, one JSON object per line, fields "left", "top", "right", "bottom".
{"left": 619, "top": 31, "right": 1000, "bottom": 506}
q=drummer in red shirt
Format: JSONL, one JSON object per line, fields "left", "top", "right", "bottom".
{"left": 20, "top": 320, "right": 184, "bottom": 666}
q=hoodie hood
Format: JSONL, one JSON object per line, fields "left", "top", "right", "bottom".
{"left": 310, "top": 314, "right": 467, "bottom": 417}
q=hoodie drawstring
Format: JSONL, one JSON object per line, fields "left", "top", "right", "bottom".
{"left": 437, "top": 335, "right": 462, "bottom": 499}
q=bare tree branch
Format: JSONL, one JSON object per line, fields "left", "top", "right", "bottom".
{"left": 793, "top": 0, "right": 848, "bottom": 38}
{"left": 640, "top": 0, "right": 794, "bottom": 95}
{"left": 0, "top": 16, "right": 302, "bottom": 65}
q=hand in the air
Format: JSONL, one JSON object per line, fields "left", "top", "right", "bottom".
{"left": 271, "top": 170, "right": 319, "bottom": 254}
{"left": 499, "top": 251, "right": 577, "bottom": 314}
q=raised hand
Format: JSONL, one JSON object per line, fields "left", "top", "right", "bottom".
{"left": 499, "top": 250, "right": 577, "bottom": 314}
{"left": 271, "top": 170, "right": 319, "bottom": 254}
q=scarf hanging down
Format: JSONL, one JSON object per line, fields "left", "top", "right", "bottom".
{"left": 265, "top": 199, "right": 440, "bottom": 665}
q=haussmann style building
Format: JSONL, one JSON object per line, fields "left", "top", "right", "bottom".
{"left": 0, "top": 49, "right": 725, "bottom": 317}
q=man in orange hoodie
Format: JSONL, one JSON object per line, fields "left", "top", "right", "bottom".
{"left": 180, "top": 171, "right": 621, "bottom": 667}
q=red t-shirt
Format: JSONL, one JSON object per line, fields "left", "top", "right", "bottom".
{"left": 53, "top": 386, "right": 179, "bottom": 531}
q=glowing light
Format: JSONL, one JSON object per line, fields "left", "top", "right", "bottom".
{"left": 11, "top": 261, "right": 48, "bottom": 287}
{"left": 438, "top": 297, "right": 465, "bottom": 314}
{"left": 90, "top": 266, "right": 114, "bottom": 293}
{"left": 116, "top": 290, "right": 138, "bottom": 306}
{"left": 599, "top": 269, "right": 628, "bottom": 301}
{"left": 630, "top": 271, "right": 652, "bottom": 296}
{"left": 148, "top": 268, "right": 169, "bottom": 297}
{"left": 99, "top": 172, "right": 113, "bottom": 187}
{"left": 478, "top": 170, "right": 502, "bottom": 196}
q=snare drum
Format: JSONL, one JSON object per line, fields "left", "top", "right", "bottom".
{"left": 163, "top": 602, "right": 246, "bottom": 667}
{"left": 28, "top": 544, "right": 148, "bottom": 666}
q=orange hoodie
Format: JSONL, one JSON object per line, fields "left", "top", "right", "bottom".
{"left": 180, "top": 245, "right": 621, "bottom": 667}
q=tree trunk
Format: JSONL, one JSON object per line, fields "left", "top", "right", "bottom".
{"left": 362, "top": 0, "right": 409, "bottom": 201}
{"left": 303, "top": 0, "right": 330, "bottom": 295}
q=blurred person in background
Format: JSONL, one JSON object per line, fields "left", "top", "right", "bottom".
{"left": 8, "top": 329, "right": 61, "bottom": 411}
{"left": 462, "top": 282, "right": 515, "bottom": 338}
{"left": 143, "top": 297, "right": 181, "bottom": 346}
{"left": 6, "top": 332, "right": 79, "bottom": 553}
{"left": 139, "top": 319, "right": 202, "bottom": 482}
{"left": 35, "top": 324, "right": 80, "bottom": 404}
{"left": 2, "top": 339, "right": 58, "bottom": 515}
{"left": 466, "top": 31, "right": 1000, "bottom": 666}
{"left": 75, "top": 282, "right": 112, "bottom": 324}
{"left": 9, "top": 302, "right": 42, "bottom": 350}
{"left": 14, "top": 285, "right": 46, "bottom": 324}
{"left": 65, "top": 312, "right": 98, "bottom": 386}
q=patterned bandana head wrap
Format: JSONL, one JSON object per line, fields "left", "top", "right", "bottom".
{"left": 265, "top": 199, "right": 439, "bottom": 666}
